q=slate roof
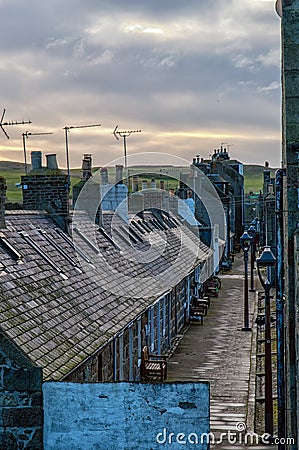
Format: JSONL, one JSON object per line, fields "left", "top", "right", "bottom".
{"left": 0, "top": 210, "right": 212, "bottom": 380}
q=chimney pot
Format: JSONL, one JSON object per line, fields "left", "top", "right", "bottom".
{"left": 132, "top": 175, "right": 139, "bottom": 192}
{"left": 115, "top": 165, "right": 123, "bottom": 184}
{"left": 82, "top": 154, "right": 92, "bottom": 181}
{"left": 31, "top": 151, "right": 42, "bottom": 170}
{"left": 100, "top": 167, "right": 109, "bottom": 184}
{"left": 46, "top": 154, "right": 58, "bottom": 170}
{"left": 150, "top": 178, "right": 156, "bottom": 189}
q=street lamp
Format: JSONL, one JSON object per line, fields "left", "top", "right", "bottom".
{"left": 257, "top": 246, "right": 276, "bottom": 437}
{"left": 240, "top": 230, "right": 252, "bottom": 331}
{"left": 248, "top": 223, "right": 256, "bottom": 292}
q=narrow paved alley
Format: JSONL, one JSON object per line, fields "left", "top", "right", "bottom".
{"left": 167, "top": 255, "right": 278, "bottom": 449}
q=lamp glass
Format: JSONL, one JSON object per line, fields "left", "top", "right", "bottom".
{"left": 248, "top": 224, "right": 256, "bottom": 238}
{"left": 257, "top": 246, "right": 276, "bottom": 268}
{"left": 240, "top": 231, "right": 251, "bottom": 251}
{"left": 257, "top": 246, "right": 276, "bottom": 289}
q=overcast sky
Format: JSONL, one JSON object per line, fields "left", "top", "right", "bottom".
{"left": 0, "top": 0, "right": 281, "bottom": 169}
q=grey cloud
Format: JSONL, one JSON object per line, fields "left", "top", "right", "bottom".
{"left": 0, "top": 0, "right": 282, "bottom": 168}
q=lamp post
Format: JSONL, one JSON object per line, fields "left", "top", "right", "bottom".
{"left": 240, "top": 231, "right": 252, "bottom": 331}
{"left": 257, "top": 246, "right": 276, "bottom": 437}
{"left": 248, "top": 223, "right": 256, "bottom": 292}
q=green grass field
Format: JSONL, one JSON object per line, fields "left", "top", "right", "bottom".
{"left": 0, "top": 161, "right": 273, "bottom": 203}
{"left": 243, "top": 165, "right": 277, "bottom": 194}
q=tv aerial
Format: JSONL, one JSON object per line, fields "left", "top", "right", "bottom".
{"left": 113, "top": 125, "right": 142, "bottom": 170}
{"left": 22, "top": 131, "right": 53, "bottom": 175}
{"left": 0, "top": 108, "right": 31, "bottom": 139}
{"left": 63, "top": 122, "right": 101, "bottom": 186}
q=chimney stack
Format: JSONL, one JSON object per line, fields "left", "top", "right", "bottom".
{"left": 31, "top": 151, "right": 42, "bottom": 170}
{"left": 46, "top": 154, "right": 58, "bottom": 170}
{"left": 82, "top": 154, "right": 92, "bottom": 181}
{"left": 0, "top": 177, "right": 6, "bottom": 229}
{"left": 21, "top": 152, "right": 69, "bottom": 232}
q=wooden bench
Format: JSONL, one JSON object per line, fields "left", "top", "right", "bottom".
{"left": 141, "top": 346, "right": 167, "bottom": 382}
{"left": 196, "top": 299, "right": 209, "bottom": 315}
{"left": 205, "top": 277, "right": 221, "bottom": 297}
{"left": 189, "top": 305, "right": 205, "bottom": 324}
{"left": 189, "top": 295, "right": 207, "bottom": 324}
{"left": 203, "top": 295, "right": 211, "bottom": 307}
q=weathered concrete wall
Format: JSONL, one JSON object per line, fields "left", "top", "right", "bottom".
{"left": 0, "top": 331, "right": 43, "bottom": 450}
{"left": 43, "top": 381, "right": 209, "bottom": 450}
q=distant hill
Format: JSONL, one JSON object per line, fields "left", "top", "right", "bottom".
{"left": 0, "top": 161, "right": 28, "bottom": 202}
{"left": 0, "top": 161, "right": 276, "bottom": 203}
{"left": 243, "top": 164, "right": 278, "bottom": 194}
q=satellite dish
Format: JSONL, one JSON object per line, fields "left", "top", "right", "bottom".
{"left": 275, "top": 0, "right": 282, "bottom": 18}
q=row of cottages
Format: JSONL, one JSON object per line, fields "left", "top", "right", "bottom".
{"left": 0, "top": 152, "right": 215, "bottom": 448}
{"left": 197, "top": 149, "right": 243, "bottom": 247}
{"left": 177, "top": 148, "right": 244, "bottom": 270}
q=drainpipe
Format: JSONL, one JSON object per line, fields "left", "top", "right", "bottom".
{"left": 276, "top": 168, "right": 286, "bottom": 448}
{"left": 226, "top": 198, "right": 230, "bottom": 260}
{"left": 113, "top": 337, "right": 117, "bottom": 382}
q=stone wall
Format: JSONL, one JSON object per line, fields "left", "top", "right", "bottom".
{"left": 0, "top": 331, "right": 43, "bottom": 450}
{"left": 22, "top": 174, "right": 68, "bottom": 212}
{"left": 21, "top": 173, "right": 69, "bottom": 232}
{"left": 281, "top": 2, "right": 299, "bottom": 445}
{"left": 295, "top": 231, "right": 299, "bottom": 446}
